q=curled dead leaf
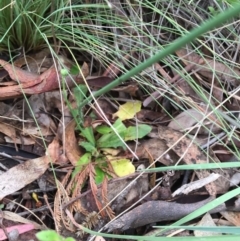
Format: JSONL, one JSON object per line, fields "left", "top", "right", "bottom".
{"left": 168, "top": 108, "right": 221, "bottom": 134}
{"left": 0, "top": 139, "right": 59, "bottom": 200}
{"left": 176, "top": 49, "right": 240, "bottom": 85}
{"left": 0, "top": 59, "right": 89, "bottom": 100}
{"left": 65, "top": 120, "right": 83, "bottom": 166}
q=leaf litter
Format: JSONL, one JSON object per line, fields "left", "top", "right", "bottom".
{"left": 1, "top": 3, "right": 240, "bottom": 241}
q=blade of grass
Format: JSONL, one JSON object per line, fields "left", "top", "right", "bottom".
{"left": 79, "top": 3, "right": 240, "bottom": 120}
{"left": 142, "top": 162, "right": 240, "bottom": 172}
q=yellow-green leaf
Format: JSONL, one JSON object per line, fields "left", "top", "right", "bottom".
{"left": 110, "top": 159, "right": 135, "bottom": 177}
{"left": 113, "top": 101, "right": 141, "bottom": 120}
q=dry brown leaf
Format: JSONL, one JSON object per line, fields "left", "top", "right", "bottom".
{"left": 3, "top": 211, "right": 44, "bottom": 230}
{"left": 157, "top": 126, "right": 234, "bottom": 194}
{"left": 0, "top": 60, "right": 89, "bottom": 100}
{"left": 129, "top": 138, "right": 179, "bottom": 166}
{"left": 4, "top": 136, "right": 35, "bottom": 145}
{"left": 27, "top": 94, "right": 57, "bottom": 131}
{"left": 86, "top": 76, "right": 113, "bottom": 88}
{"left": 14, "top": 49, "right": 52, "bottom": 74}
{"left": 0, "top": 59, "right": 39, "bottom": 83}
{"left": 22, "top": 124, "right": 53, "bottom": 137}
{"left": 54, "top": 179, "right": 75, "bottom": 233}
{"left": 101, "top": 176, "right": 115, "bottom": 220}
{"left": 194, "top": 213, "right": 219, "bottom": 236}
{"left": 65, "top": 120, "right": 83, "bottom": 166}
{"left": 0, "top": 123, "right": 17, "bottom": 143}
{"left": 113, "top": 84, "right": 139, "bottom": 96}
{"left": 158, "top": 126, "right": 217, "bottom": 195}
{"left": 176, "top": 49, "right": 240, "bottom": 85}
{"left": 89, "top": 163, "right": 105, "bottom": 217}
{"left": 220, "top": 211, "right": 240, "bottom": 226}
{"left": 70, "top": 166, "right": 90, "bottom": 199}
{"left": 0, "top": 139, "right": 59, "bottom": 200}
{"left": 73, "top": 173, "right": 149, "bottom": 224}
{"left": 168, "top": 108, "right": 221, "bottom": 134}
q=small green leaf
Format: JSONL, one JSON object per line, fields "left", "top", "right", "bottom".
{"left": 124, "top": 124, "right": 152, "bottom": 141}
{"left": 95, "top": 125, "right": 112, "bottom": 134}
{"left": 69, "top": 64, "right": 79, "bottom": 75}
{"left": 112, "top": 118, "right": 127, "bottom": 133}
{"left": 80, "top": 141, "right": 97, "bottom": 153}
{"left": 36, "top": 230, "right": 62, "bottom": 241}
{"left": 72, "top": 153, "right": 91, "bottom": 179}
{"left": 96, "top": 119, "right": 128, "bottom": 148}
{"left": 97, "top": 132, "right": 125, "bottom": 148}
{"left": 95, "top": 166, "right": 106, "bottom": 184}
{"left": 81, "top": 127, "right": 95, "bottom": 146}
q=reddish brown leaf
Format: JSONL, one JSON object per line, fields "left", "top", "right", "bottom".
{"left": 0, "top": 61, "right": 89, "bottom": 100}
{"left": 65, "top": 120, "right": 83, "bottom": 166}
{"left": 89, "top": 163, "right": 105, "bottom": 217}
{"left": 0, "top": 59, "right": 39, "bottom": 83}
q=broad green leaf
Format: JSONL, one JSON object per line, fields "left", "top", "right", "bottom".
{"left": 97, "top": 132, "right": 125, "bottom": 148}
{"left": 36, "top": 230, "right": 62, "bottom": 241}
{"left": 96, "top": 119, "right": 126, "bottom": 135}
{"left": 69, "top": 64, "right": 80, "bottom": 75}
{"left": 95, "top": 125, "right": 112, "bottom": 134}
{"left": 80, "top": 141, "right": 97, "bottom": 153}
{"left": 72, "top": 153, "right": 91, "bottom": 179}
{"left": 113, "top": 101, "right": 141, "bottom": 120}
{"left": 95, "top": 166, "right": 106, "bottom": 184}
{"left": 110, "top": 159, "right": 135, "bottom": 177}
{"left": 112, "top": 118, "right": 127, "bottom": 132}
{"left": 96, "top": 119, "right": 127, "bottom": 148}
{"left": 124, "top": 124, "right": 152, "bottom": 141}
{"left": 81, "top": 127, "right": 95, "bottom": 146}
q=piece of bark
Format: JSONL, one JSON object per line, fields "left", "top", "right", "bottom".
{"left": 104, "top": 196, "right": 240, "bottom": 232}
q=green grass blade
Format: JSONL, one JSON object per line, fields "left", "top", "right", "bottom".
{"left": 79, "top": 3, "right": 240, "bottom": 118}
